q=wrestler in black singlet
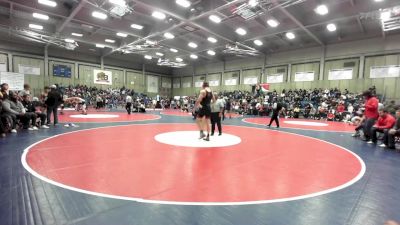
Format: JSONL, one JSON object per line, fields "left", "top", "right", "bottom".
{"left": 197, "top": 90, "right": 213, "bottom": 118}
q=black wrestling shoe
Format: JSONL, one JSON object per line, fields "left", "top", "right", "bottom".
{"left": 203, "top": 135, "right": 210, "bottom": 141}
{"left": 199, "top": 131, "right": 206, "bottom": 139}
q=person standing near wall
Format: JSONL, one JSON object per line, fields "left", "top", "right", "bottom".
{"left": 45, "top": 85, "right": 62, "bottom": 126}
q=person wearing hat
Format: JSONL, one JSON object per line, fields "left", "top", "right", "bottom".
{"left": 45, "top": 85, "right": 63, "bottom": 126}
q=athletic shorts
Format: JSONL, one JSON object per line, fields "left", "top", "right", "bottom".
{"left": 197, "top": 105, "right": 211, "bottom": 118}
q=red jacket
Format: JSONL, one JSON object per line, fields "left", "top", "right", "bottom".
{"left": 364, "top": 97, "right": 379, "bottom": 119}
{"left": 375, "top": 114, "right": 396, "bottom": 129}
{"left": 337, "top": 104, "right": 345, "bottom": 113}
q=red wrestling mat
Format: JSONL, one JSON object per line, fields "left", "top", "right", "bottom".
{"left": 23, "top": 124, "right": 364, "bottom": 205}
{"left": 161, "top": 110, "right": 243, "bottom": 118}
{"left": 58, "top": 111, "right": 160, "bottom": 123}
{"left": 243, "top": 117, "right": 356, "bottom": 132}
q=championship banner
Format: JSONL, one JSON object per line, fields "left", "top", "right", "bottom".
{"left": 94, "top": 70, "right": 112, "bottom": 85}
{"left": 224, "top": 78, "right": 237, "bottom": 86}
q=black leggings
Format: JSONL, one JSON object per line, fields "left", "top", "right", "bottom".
{"left": 268, "top": 112, "right": 280, "bottom": 127}
{"left": 211, "top": 112, "right": 222, "bottom": 134}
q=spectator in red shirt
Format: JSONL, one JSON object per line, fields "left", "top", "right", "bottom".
{"left": 381, "top": 109, "right": 400, "bottom": 149}
{"left": 362, "top": 90, "right": 379, "bottom": 141}
{"left": 368, "top": 108, "right": 396, "bottom": 144}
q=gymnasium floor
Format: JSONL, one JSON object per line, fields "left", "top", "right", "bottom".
{"left": 1, "top": 109, "right": 399, "bottom": 225}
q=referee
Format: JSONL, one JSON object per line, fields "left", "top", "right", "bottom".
{"left": 210, "top": 92, "right": 224, "bottom": 136}
{"left": 267, "top": 98, "right": 284, "bottom": 128}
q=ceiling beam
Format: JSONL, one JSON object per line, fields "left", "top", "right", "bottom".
{"left": 356, "top": 17, "right": 366, "bottom": 34}
{"left": 46, "top": 0, "right": 87, "bottom": 47}
{"left": 274, "top": 2, "right": 324, "bottom": 46}
{"left": 9, "top": 2, "right": 13, "bottom": 19}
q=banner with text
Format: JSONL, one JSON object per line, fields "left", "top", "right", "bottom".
{"left": 294, "top": 71, "right": 315, "bottom": 82}
{"left": 18, "top": 65, "right": 40, "bottom": 75}
{"left": 266, "top": 74, "right": 284, "bottom": 83}
{"left": 0, "top": 72, "right": 24, "bottom": 90}
{"left": 370, "top": 65, "right": 400, "bottom": 78}
{"left": 328, "top": 68, "right": 353, "bottom": 80}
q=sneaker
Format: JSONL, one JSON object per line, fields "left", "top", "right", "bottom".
{"left": 211, "top": 133, "right": 214, "bottom": 136}
{"left": 199, "top": 131, "right": 205, "bottom": 139}
{"left": 70, "top": 123, "right": 79, "bottom": 128}
{"left": 41, "top": 125, "right": 50, "bottom": 129}
{"left": 218, "top": 133, "right": 222, "bottom": 136}
{"left": 0, "top": 133, "right": 5, "bottom": 138}
{"left": 379, "top": 144, "right": 387, "bottom": 148}
{"left": 203, "top": 135, "right": 210, "bottom": 141}
{"left": 64, "top": 124, "right": 70, "bottom": 128}
{"left": 11, "top": 129, "right": 17, "bottom": 133}
{"left": 367, "top": 141, "right": 374, "bottom": 144}
{"left": 351, "top": 132, "right": 360, "bottom": 137}
{"left": 32, "top": 126, "right": 39, "bottom": 130}
{"left": 28, "top": 127, "right": 34, "bottom": 131}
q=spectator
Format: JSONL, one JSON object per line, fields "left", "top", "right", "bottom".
{"left": 18, "top": 84, "right": 31, "bottom": 97}
{"left": 381, "top": 109, "right": 400, "bottom": 149}
{"left": 368, "top": 108, "right": 396, "bottom": 145}
{"left": 22, "top": 94, "right": 49, "bottom": 129}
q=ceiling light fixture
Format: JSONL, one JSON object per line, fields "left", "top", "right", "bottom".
{"left": 207, "top": 50, "right": 216, "bottom": 56}
{"left": 190, "top": 54, "right": 198, "bottom": 59}
{"left": 326, "top": 23, "right": 337, "bottom": 32}
{"left": 152, "top": 11, "right": 166, "bottom": 20}
{"left": 105, "top": 39, "right": 115, "bottom": 43}
{"left": 109, "top": 0, "right": 126, "bottom": 7}
{"left": 131, "top": 24, "right": 144, "bottom": 30}
{"left": 176, "top": 57, "right": 183, "bottom": 62}
{"left": 170, "top": 48, "right": 178, "bottom": 53}
{"left": 248, "top": 0, "right": 259, "bottom": 7}
{"left": 374, "top": 0, "right": 384, "bottom": 2}
{"left": 145, "top": 40, "right": 156, "bottom": 45}
{"left": 71, "top": 33, "right": 83, "bottom": 37}
{"left": 236, "top": 27, "right": 247, "bottom": 35}
{"left": 32, "top": 13, "right": 49, "bottom": 20}
{"left": 144, "top": 55, "right": 152, "bottom": 59}
{"left": 254, "top": 40, "right": 263, "bottom": 46}
{"left": 116, "top": 32, "right": 128, "bottom": 37}
{"left": 38, "top": 0, "right": 57, "bottom": 7}
{"left": 209, "top": 15, "right": 222, "bottom": 23}
{"left": 29, "top": 24, "right": 43, "bottom": 30}
{"left": 156, "top": 52, "right": 164, "bottom": 56}
{"left": 96, "top": 44, "right": 105, "bottom": 48}
{"left": 207, "top": 37, "right": 217, "bottom": 43}
{"left": 314, "top": 4, "right": 329, "bottom": 15}
{"left": 164, "top": 32, "right": 175, "bottom": 39}
{"left": 380, "top": 11, "right": 391, "bottom": 21}
{"left": 286, "top": 32, "right": 295, "bottom": 39}
{"left": 267, "top": 19, "right": 279, "bottom": 27}
{"left": 65, "top": 39, "right": 75, "bottom": 43}
{"left": 188, "top": 42, "right": 198, "bottom": 48}
{"left": 176, "top": 0, "right": 191, "bottom": 8}
{"left": 92, "top": 11, "right": 108, "bottom": 20}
